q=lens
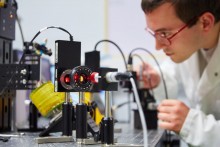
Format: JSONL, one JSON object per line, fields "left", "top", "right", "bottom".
{"left": 70, "top": 66, "right": 93, "bottom": 91}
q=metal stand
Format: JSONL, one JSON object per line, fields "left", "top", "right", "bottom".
{"left": 76, "top": 92, "right": 88, "bottom": 144}
{"left": 36, "top": 136, "right": 73, "bottom": 144}
{"left": 75, "top": 92, "right": 101, "bottom": 145}
{"left": 36, "top": 92, "right": 74, "bottom": 143}
{"left": 100, "top": 91, "right": 114, "bottom": 144}
{"left": 99, "top": 91, "right": 143, "bottom": 147}
{"left": 63, "top": 92, "right": 73, "bottom": 136}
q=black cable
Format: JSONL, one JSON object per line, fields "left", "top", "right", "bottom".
{"left": 94, "top": 39, "right": 127, "bottom": 71}
{"left": 131, "top": 54, "right": 145, "bottom": 65}
{"left": 15, "top": 14, "right": 25, "bottom": 46}
{"left": 13, "top": 0, "right": 25, "bottom": 46}
{"left": 112, "top": 101, "right": 132, "bottom": 111}
{"left": 21, "top": 26, "right": 74, "bottom": 63}
{"left": 30, "top": 26, "right": 73, "bottom": 44}
{"left": 128, "top": 48, "right": 168, "bottom": 99}
{"left": 131, "top": 54, "right": 155, "bottom": 97}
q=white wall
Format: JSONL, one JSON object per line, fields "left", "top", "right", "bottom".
{"left": 14, "top": 0, "right": 166, "bottom": 65}
{"left": 14, "top": 0, "right": 106, "bottom": 63}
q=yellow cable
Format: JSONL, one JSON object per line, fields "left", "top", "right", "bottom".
{"left": 30, "top": 81, "right": 65, "bottom": 117}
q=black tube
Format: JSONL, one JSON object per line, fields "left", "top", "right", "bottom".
{"left": 76, "top": 103, "right": 87, "bottom": 139}
{"left": 100, "top": 117, "right": 114, "bottom": 144}
{"left": 29, "top": 102, "right": 38, "bottom": 130}
{"left": 62, "top": 102, "right": 73, "bottom": 136}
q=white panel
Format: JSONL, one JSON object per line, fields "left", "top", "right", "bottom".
{"left": 14, "top": 0, "right": 105, "bottom": 63}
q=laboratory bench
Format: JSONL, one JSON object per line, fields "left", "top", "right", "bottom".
{"left": 0, "top": 123, "right": 164, "bottom": 147}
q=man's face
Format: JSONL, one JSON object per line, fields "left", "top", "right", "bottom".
{"left": 145, "top": 3, "right": 203, "bottom": 63}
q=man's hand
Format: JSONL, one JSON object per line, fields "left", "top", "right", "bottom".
{"left": 157, "top": 99, "right": 189, "bottom": 133}
{"left": 138, "top": 63, "right": 160, "bottom": 89}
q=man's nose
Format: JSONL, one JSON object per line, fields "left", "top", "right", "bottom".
{"left": 155, "top": 39, "right": 167, "bottom": 50}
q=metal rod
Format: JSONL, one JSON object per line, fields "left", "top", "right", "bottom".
{"left": 65, "top": 92, "right": 70, "bottom": 102}
{"left": 105, "top": 91, "right": 111, "bottom": 118}
{"left": 79, "top": 92, "right": 84, "bottom": 103}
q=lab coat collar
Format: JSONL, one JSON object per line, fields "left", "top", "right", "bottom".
{"left": 196, "top": 35, "right": 220, "bottom": 98}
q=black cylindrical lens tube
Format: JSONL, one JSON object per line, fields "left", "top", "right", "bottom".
{"left": 76, "top": 103, "right": 87, "bottom": 139}
{"left": 62, "top": 102, "right": 73, "bottom": 136}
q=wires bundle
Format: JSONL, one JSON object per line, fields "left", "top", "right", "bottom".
{"left": 30, "top": 81, "right": 65, "bottom": 117}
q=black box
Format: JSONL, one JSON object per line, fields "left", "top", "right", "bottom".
{"left": 55, "top": 40, "right": 81, "bottom": 92}
{"left": 85, "top": 51, "right": 100, "bottom": 92}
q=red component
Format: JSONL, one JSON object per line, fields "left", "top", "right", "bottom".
{"left": 64, "top": 76, "right": 70, "bottom": 84}
{"left": 90, "top": 72, "right": 99, "bottom": 83}
{"left": 74, "top": 74, "right": 79, "bottom": 81}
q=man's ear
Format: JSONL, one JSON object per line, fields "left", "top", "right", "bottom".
{"left": 198, "top": 12, "right": 215, "bottom": 31}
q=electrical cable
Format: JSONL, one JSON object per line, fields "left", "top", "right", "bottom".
{"left": 15, "top": 15, "right": 25, "bottom": 47}
{"left": 111, "top": 101, "right": 131, "bottom": 111}
{"left": 130, "top": 78, "right": 148, "bottom": 147}
{"left": 129, "top": 48, "right": 171, "bottom": 146}
{"left": 131, "top": 54, "right": 145, "bottom": 65}
{"left": 105, "top": 72, "right": 148, "bottom": 146}
{"left": 29, "top": 26, "right": 73, "bottom": 44}
{"left": 131, "top": 53, "right": 155, "bottom": 98}
{"left": 13, "top": 0, "right": 25, "bottom": 46}
{"left": 20, "top": 26, "right": 73, "bottom": 64}
{"left": 128, "top": 47, "right": 168, "bottom": 99}
{"left": 94, "top": 39, "right": 128, "bottom": 71}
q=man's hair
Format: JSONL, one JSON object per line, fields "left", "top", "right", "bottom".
{"left": 141, "top": 0, "right": 220, "bottom": 26}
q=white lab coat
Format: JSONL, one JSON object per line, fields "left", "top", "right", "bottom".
{"left": 155, "top": 35, "right": 220, "bottom": 146}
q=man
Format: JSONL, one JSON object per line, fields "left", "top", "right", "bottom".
{"left": 141, "top": 0, "right": 220, "bottom": 146}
